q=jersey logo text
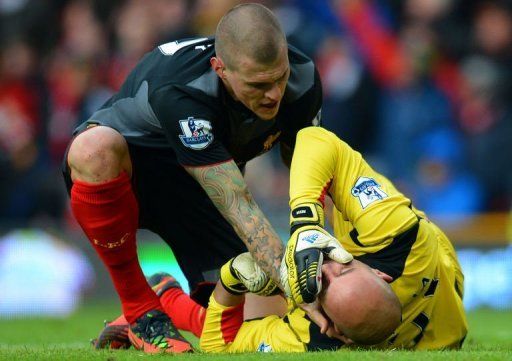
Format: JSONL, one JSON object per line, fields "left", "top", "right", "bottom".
{"left": 93, "top": 233, "right": 130, "bottom": 249}
{"left": 351, "top": 177, "right": 388, "bottom": 209}
{"left": 179, "top": 117, "right": 214, "bottom": 150}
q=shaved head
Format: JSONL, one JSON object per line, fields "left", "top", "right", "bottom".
{"left": 320, "top": 260, "right": 401, "bottom": 345}
{"left": 215, "top": 3, "right": 287, "bottom": 69}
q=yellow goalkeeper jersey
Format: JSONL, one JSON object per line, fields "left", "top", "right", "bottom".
{"left": 289, "top": 127, "right": 467, "bottom": 349}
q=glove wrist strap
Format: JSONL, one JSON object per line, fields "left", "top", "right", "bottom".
{"left": 290, "top": 202, "right": 325, "bottom": 235}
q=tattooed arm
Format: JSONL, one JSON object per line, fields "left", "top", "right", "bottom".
{"left": 185, "top": 160, "right": 284, "bottom": 285}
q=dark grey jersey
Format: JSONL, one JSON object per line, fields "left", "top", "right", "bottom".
{"left": 78, "top": 37, "right": 322, "bottom": 167}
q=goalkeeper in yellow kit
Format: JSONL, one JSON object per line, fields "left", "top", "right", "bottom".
{"left": 282, "top": 126, "right": 467, "bottom": 349}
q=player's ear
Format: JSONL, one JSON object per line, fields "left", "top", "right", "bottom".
{"left": 211, "top": 57, "right": 226, "bottom": 79}
{"left": 371, "top": 268, "right": 393, "bottom": 283}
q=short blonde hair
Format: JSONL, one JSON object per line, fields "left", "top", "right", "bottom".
{"left": 215, "top": 3, "right": 287, "bottom": 70}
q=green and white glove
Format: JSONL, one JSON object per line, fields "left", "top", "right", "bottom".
{"left": 220, "top": 252, "right": 279, "bottom": 296}
{"left": 280, "top": 203, "right": 353, "bottom": 304}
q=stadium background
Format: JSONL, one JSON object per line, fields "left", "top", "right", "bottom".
{"left": 0, "top": 0, "right": 511, "bottom": 348}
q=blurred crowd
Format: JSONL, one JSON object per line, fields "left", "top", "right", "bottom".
{"left": 0, "top": 0, "right": 511, "bottom": 231}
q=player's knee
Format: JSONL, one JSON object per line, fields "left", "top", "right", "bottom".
{"left": 68, "top": 126, "right": 131, "bottom": 182}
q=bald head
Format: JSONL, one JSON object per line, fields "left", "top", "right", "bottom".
{"left": 320, "top": 260, "right": 401, "bottom": 345}
{"left": 215, "top": 3, "right": 287, "bottom": 70}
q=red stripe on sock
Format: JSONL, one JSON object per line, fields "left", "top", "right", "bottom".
{"left": 70, "top": 172, "right": 161, "bottom": 323}
{"left": 160, "top": 288, "right": 206, "bottom": 338}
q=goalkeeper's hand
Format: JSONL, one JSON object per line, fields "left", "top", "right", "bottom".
{"left": 220, "top": 252, "right": 279, "bottom": 296}
{"left": 280, "top": 203, "right": 353, "bottom": 305}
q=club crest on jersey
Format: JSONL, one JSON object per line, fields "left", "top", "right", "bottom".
{"left": 351, "top": 177, "right": 388, "bottom": 209}
{"left": 263, "top": 131, "right": 281, "bottom": 152}
{"left": 179, "top": 117, "right": 213, "bottom": 150}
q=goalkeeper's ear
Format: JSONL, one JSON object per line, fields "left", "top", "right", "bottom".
{"left": 290, "top": 202, "right": 325, "bottom": 234}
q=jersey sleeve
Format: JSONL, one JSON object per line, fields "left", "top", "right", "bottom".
{"left": 289, "top": 127, "right": 338, "bottom": 210}
{"left": 150, "top": 86, "right": 232, "bottom": 166}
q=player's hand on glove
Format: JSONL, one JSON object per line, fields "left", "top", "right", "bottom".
{"left": 220, "top": 252, "right": 279, "bottom": 296}
{"left": 280, "top": 203, "right": 353, "bottom": 305}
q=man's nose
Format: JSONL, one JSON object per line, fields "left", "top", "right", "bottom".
{"left": 265, "top": 83, "right": 282, "bottom": 101}
{"left": 321, "top": 261, "right": 335, "bottom": 277}
{"left": 322, "top": 260, "right": 343, "bottom": 277}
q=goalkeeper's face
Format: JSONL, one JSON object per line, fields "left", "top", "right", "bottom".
{"left": 320, "top": 260, "right": 391, "bottom": 291}
{"left": 319, "top": 260, "right": 401, "bottom": 345}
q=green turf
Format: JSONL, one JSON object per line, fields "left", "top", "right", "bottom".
{"left": 0, "top": 302, "right": 511, "bottom": 360}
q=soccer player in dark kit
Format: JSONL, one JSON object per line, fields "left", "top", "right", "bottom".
{"left": 63, "top": 3, "right": 351, "bottom": 353}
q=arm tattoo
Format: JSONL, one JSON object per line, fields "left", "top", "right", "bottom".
{"left": 186, "top": 160, "right": 284, "bottom": 283}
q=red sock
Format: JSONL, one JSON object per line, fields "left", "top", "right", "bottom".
{"left": 70, "top": 172, "right": 162, "bottom": 323}
{"left": 160, "top": 288, "right": 206, "bottom": 337}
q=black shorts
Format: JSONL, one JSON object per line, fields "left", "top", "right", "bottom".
{"left": 62, "top": 126, "right": 246, "bottom": 295}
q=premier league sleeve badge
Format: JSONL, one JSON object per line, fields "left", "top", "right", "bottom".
{"left": 179, "top": 117, "right": 214, "bottom": 150}
{"left": 351, "top": 176, "right": 388, "bottom": 209}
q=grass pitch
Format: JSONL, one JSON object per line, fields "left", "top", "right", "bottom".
{"left": 0, "top": 301, "right": 511, "bottom": 360}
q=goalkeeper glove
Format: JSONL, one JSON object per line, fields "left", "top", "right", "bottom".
{"left": 220, "top": 252, "right": 279, "bottom": 296}
{"left": 281, "top": 203, "right": 353, "bottom": 304}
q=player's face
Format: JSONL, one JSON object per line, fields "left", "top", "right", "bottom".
{"left": 321, "top": 260, "right": 359, "bottom": 292}
{"left": 320, "top": 260, "right": 392, "bottom": 295}
{"left": 223, "top": 48, "right": 290, "bottom": 120}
